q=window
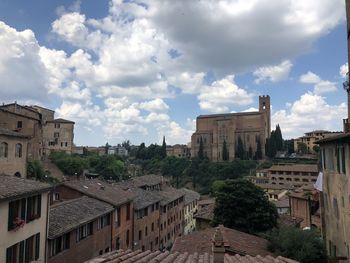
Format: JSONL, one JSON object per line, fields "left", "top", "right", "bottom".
{"left": 17, "top": 121, "right": 22, "bottom": 129}
{"left": 116, "top": 208, "right": 121, "bottom": 227}
{"left": 65, "top": 142, "right": 68, "bottom": 147}
{"left": 49, "top": 233, "right": 70, "bottom": 257}
{"left": 6, "top": 233, "right": 40, "bottom": 263}
{"left": 126, "top": 230, "right": 130, "bottom": 247}
{"left": 54, "top": 123, "right": 60, "bottom": 129}
{"left": 145, "top": 226, "right": 148, "bottom": 236}
{"left": 15, "top": 143, "right": 22, "bottom": 158}
{"left": 336, "top": 146, "right": 346, "bottom": 174}
{"left": 325, "top": 147, "right": 335, "bottom": 172}
{"left": 139, "top": 230, "right": 142, "bottom": 241}
{"left": 0, "top": 142, "right": 8, "bottom": 158}
{"left": 61, "top": 142, "right": 63, "bottom": 147}
{"left": 116, "top": 237, "right": 120, "bottom": 250}
{"left": 54, "top": 132, "right": 60, "bottom": 138}
{"left": 8, "top": 195, "right": 41, "bottom": 231}
{"left": 333, "top": 198, "right": 339, "bottom": 220}
{"left": 76, "top": 222, "right": 93, "bottom": 242}
{"left": 98, "top": 214, "right": 110, "bottom": 230}
{"left": 126, "top": 203, "right": 131, "bottom": 221}
{"left": 151, "top": 222, "right": 154, "bottom": 231}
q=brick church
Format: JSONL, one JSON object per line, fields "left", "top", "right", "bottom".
{"left": 191, "top": 95, "right": 271, "bottom": 161}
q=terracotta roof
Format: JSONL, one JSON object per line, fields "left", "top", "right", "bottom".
{"left": 172, "top": 225, "right": 270, "bottom": 257}
{"left": 278, "top": 215, "right": 303, "bottom": 227}
{"left": 268, "top": 164, "right": 318, "bottom": 173}
{"left": 85, "top": 249, "right": 298, "bottom": 263}
{"left": 197, "top": 111, "right": 262, "bottom": 119}
{"left": 194, "top": 203, "right": 214, "bottom": 221}
{"left": 198, "top": 198, "right": 215, "bottom": 206}
{"left": 0, "top": 175, "right": 52, "bottom": 201}
{"left": 182, "top": 188, "right": 200, "bottom": 205}
{"left": 157, "top": 186, "right": 185, "bottom": 205}
{"left": 256, "top": 183, "right": 295, "bottom": 191}
{"left": 131, "top": 175, "right": 168, "bottom": 188}
{"left": 63, "top": 179, "right": 135, "bottom": 207}
{"left": 49, "top": 196, "right": 113, "bottom": 239}
{"left": 316, "top": 132, "right": 350, "bottom": 144}
{"left": 289, "top": 184, "right": 318, "bottom": 200}
{"left": 0, "top": 128, "right": 31, "bottom": 138}
{"left": 48, "top": 118, "right": 75, "bottom": 124}
{"left": 272, "top": 197, "right": 290, "bottom": 208}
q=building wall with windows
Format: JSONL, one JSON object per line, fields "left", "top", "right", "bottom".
{"left": 42, "top": 119, "right": 74, "bottom": 156}
{"left": 191, "top": 95, "right": 270, "bottom": 161}
{"left": 0, "top": 131, "right": 29, "bottom": 178}
{"left": 0, "top": 191, "right": 50, "bottom": 263}
{"left": 318, "top": 136, "right": 350, "bottom": 260}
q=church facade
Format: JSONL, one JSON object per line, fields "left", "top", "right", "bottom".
{"left": 191, "top": 95, "right": 271, "bottom": 161}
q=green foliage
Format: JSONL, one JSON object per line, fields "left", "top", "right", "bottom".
{"left": 267, "top": 226, "right": 327, "bottom": 263}
{"left": 27, "top": 159, "right": 45, "bottom": 181}
{"left": 50, "top": 152, "right": 88, "bottom": 176}
{"left": 211, "top": 180, "right": 225, "bottom": 195}
{"left": 312, "top": 145, "right": 320, "bottom": 153}
{"left": 213, "top": 179, "right": 278, "bottom": 234}
{"left": 198, "top": 137, "right": 204, "bottom": 160}
{"left": 161, "top": 136, "right": 167, "bottom": 159}
{"left": 297, "top": 142, "right": 308, "bottom": 155}
{"left": 222, "top": 140, "right": 229, "bottom": 161}
{"left": 266, "top": 124, "right": 284, "bottom": 158}
{"left": 93, "top": 155, "right": 125, "bottom": 180}
{"left": 162, "top": 156, "right": 190, "bottom": 187}
{"left": 284, "top": 139, "right": 295, "bottom": 154}
{"left": 236, "top": 136, "right": 245, "bottom": 159}
{"left": 275, "top": 124, "right": 284, "bottom": 151}
{"left": 255, "top": 138, "right": 263, "bottom": 160}
{"left": 122, "top": 140, "right": 131, "bottom": 152}
{"left": 136, "top": 142, "right": 165, "bottom": 160}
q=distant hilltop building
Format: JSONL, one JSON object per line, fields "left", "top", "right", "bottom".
{"left": 293, "top": 130, "right": 343, "bottom": 154}
{"left": 191, "top": 95, "right": 271, "bottom": 161}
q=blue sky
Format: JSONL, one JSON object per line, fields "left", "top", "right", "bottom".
{"left": 0, "top": 0, "right": 348, "bottom": 146}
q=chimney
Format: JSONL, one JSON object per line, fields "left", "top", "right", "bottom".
{"left": 212, "top": 226, "right": 225, "bottom": 263}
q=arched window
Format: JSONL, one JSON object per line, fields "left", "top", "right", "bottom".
{"left": 15, "top": 143, "right": 22, "bottom": 158}
{"left": 0, "top": 142, "right": 8, "bottom": 158}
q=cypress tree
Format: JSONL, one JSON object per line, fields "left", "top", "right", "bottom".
{"left": 222, "top": 140, "right": 229, "bottom": 161}
{"left": 275, "top": 124, "right": 284, "bottom": 151}
{"left": 236, "top": 136, "right": 245, "bottom": 159}
{"left": 198, "top": 137, "right": 204, "bottom": 159}
{"left": 256, "top": 138, "right": 263, "bottom": 160}
{"left": 161, "top": 136, "right": 167, "bottom": 158}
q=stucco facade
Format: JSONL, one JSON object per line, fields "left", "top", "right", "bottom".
{"left": 0, "top": 181, "right": 50, "bottom": 263}
{"left": 0, "top": 130, "right": 29, "bottom": 178}
{"left": 191, "top": 95, "right": 271, "bottom": 161}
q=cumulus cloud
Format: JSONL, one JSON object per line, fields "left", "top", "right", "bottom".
{"left": 299, "top": 71, "right": 337, "bottom": 94}
{"left": 198, "top": 75, "right": 254, "bottom": 113}
{"left": 253, "top": 60, "right": 293, "bottom": 83}
{"left": 272, "top": 92, "right": 346, "bottom": 138}
{"left": 340, "top": 62, "right": 348, "bottom": 78}
{"left": 139, "top": 98, "right": 169, "bottom": 112}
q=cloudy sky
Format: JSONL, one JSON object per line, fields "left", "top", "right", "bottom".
{"left": 0, "top": 0, "right": 348, "bottom": 146}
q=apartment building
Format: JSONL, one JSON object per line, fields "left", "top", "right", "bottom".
{"left": 294, "top": 130, "right": 342, "bottom": 154}
{"left": 52, "top": 179, "right": 135, "bottom": 251}
{"left": 267, "top": 164, "right": 318, "bottom": 187}
{"left": 0, "top": 128, "right": 30, "bottom": 178}
{"left": 48, "top": 196, "right": 114, "bottom": 263}
{"left": 0, "top": 175, "right": 51, "bottom": 263}
{"left": 182, "top": 188, "right": 200, "bottom": 235}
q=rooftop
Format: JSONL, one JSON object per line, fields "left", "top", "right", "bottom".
{"left": 194, "top": 203, "right": 215, "bottom": 221}
{"left": 278, "top": 215, "right": 303, "bottom": 228}
{"left": 0, "top": 128, "right": 31, "bottom": 138}
{"left": 85, "top": 249, "right": 298, "bottom": 263}
{"left": 49, "top": 196, "right": 113, "bottom": 239}
{"left": 157, "top": 186, "right": 185, "bottom": 206}
{"left": 267, "top": 164, "right": 318, "bottom": 173}
{"left": 131, "top": 175, "right": 168, "bottom": 188}
{"left": 172, "top": 225, "right": 271, "bottom": 257}
{"left": 197, "top": 111, "right": 261, "bottom": 119}
{"left": 0, "top": 175, "right": 51, "bottom": 201}
{"left": 272, "top": 197, "right": 290, "bottom": 208}
{"left": 316, "top": 132, "right": 350, "bottom": 144}
{"left": 48, "top": 118, "right": 75, "bottom": 124}
{"left": 182, "top": 188, "right": 201, "bottom": 205}
{"left": 63, "top": 179, "right": 135, "bottom": 207}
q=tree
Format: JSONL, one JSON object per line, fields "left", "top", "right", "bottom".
{"left": 105, "top": 142, "right": 111, "bottom": 155}
{"left": 267, "top": 226, "right": 327, "bottom": 263}
{"left": 213, "top": 179, "right": 278, "bottom": 233}
{"left": 236, "top": 136, "right": 245, "bottom": 160}
{"left": 122, "top": 140, "right": 131, "bottom": 151}
{"left": 312, "top": 145, "right": 320, "bottom": 153}
{"left": 297, "top": 142, "right": 308, "bottom": 155}
{"left": 255, "top": 138, "right": 263, "bottom": 160}
{"left": 198, "top": 137, "right": 204, "bottom": 159}
{"left": 161, "top": 136, "right": 167, "bottom": 158}
{"left": 222, "top": 140, "right": 229, "bottom": 161}
{"left": 27, "top": 160, "right": 45, "bottom": 181}
{"left": 266, "top": 131, "right": 277, "bottom": 158}
{"left": 284, "top": 139, "right": 294, "bottom": 154}
{"left": 275, "top": 124, "right": 284, "bottom": 151}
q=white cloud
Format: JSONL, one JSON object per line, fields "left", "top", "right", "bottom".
{"left": 272, "top": 92, "right": 346, "bottom": 138}
{"left": 139, "top": 98, "right": 169, "bottom": 112}
{"left": 299, "top": 71, "right": 336, "bottom": 94}
{"left": 340, "top": 62, "right": 348, "bottom": 78}
{"left": 198, "top": 75, "right": 254, "bottom": 113}
{"left": 253, "top": 60, "right": 293, "bottom": 84}
{"left": 168, "top": 72, "right": 205, "bottom": 94}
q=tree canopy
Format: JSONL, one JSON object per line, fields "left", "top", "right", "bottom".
{"left": 267, "top": 226, "right": 327, "bottom": 263}
{"left": 213, "top": 179, "right": 278, "bottom": 233}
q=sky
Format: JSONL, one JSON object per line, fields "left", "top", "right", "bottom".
{"left": 0, "top": 0, "right": 348, "bottom": 146}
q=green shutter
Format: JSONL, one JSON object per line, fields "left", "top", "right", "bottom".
{"left": 35, "top": 233, "right": 40, "bottom": 260}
